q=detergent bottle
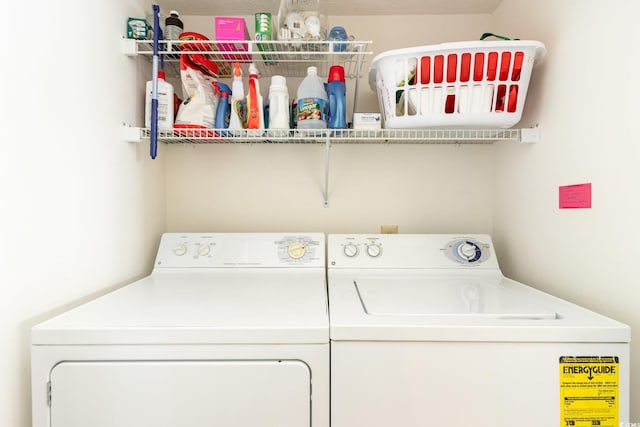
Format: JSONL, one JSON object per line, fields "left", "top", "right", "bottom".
{"left": 229, "top": 63, "right": 245, "bottom": 131}
{"left": 326, "top": 65, "right": 347, "bottom": 129}
{"left": 246, "top": 63, "right": 265, "bottom": 129}
{"left": 145, "top": 70, "right": 174, "bottom": 130}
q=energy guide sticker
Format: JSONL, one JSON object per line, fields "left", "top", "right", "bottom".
{"left": 559, "top": 356, "right": 619, "bottom": 427}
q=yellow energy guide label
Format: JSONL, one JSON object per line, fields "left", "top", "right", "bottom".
{"left": 559, "top": 356, "right": 619, "bottom": 427}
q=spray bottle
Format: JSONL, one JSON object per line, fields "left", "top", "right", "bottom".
{"left": 246, "top": 63, "right": 265, "bottom": 129}
{"left": 229, "top": 63, "right": 245, "bottom": 131}
{"left": 215, "top": 82, "right": 232, "bottom": 130}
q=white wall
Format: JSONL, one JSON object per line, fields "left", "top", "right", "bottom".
{"left": 4, "top": 2, "right": 637, "bottom": 426}
{"left": 492, "top": 0, "right": 640, "bottom": 417}
{"left": 168, "top": 14, "right": 495, "bottom": 233}
{"left": 0, "top": 0, "right": 165, "bottom": 425}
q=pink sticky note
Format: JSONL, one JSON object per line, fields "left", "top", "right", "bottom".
{"left": 559, "top": 183, "right": 592, "bottom": 209}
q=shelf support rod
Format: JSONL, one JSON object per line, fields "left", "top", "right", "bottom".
{"left": 323, "top": 136, "right": 331, "bottom": 208}
{"left": 351, "top": 48, "right": 364, "bottom": 126}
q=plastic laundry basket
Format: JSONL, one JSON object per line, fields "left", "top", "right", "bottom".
{"left": 368, "top": 40, "right": 546, "bottom": 129}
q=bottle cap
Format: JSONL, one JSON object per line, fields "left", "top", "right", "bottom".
{"left": 328, "top": 65, "right": 345, "bottom": 82}
{"left": 307, "top": 66, "right": 318, "bottom": 75}
{"left": 234, "top": 62, "right": 242, "bottom": 78}
{"left": 169, "top": 10, "right": 180, "bottom": 17}
{"left": 271, "top": 75, "right": 287, "bottom": 88}
{"left": 158, "top": 70, "right": 166, "bottom": 80}
{"left": 249, "top": 63, "right": 259, "bottom": 77}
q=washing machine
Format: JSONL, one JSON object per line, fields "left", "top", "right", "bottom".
{"left": 32, "top": 233, "right": 328, "bottom": 427}
{"left": 327, "top": 234, "right": 630, "bottom": 427}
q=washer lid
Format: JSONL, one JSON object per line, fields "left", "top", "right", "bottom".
{"left": 355, "top": 276, "right": 557, "bottom": 319}
{"left": 32, "top": 270, "right": 329, "bottom": 345}
{"left": 328, "top": 272, "right": 630, "bottom": 343}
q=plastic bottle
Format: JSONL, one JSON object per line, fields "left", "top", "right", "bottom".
{"left": 229, "top": 63, "right": 245, "bottom": 131}
{"left": 145, "top": 70, "right": 174, "bottom": 130}
{"left": 215, "top": 82, "right": 231, "bottom": 129}
{"left": 326, "top": 65, "right": 347, "bottom": 129}
{"left": 246, "top": 63, "right": 265, "bottom": 130}
{"left": 268, "top": 75, "right": 290, "bottom": 133}
{"left": 296, "top": 66, "right": 328, "bottom": 129}
{"left": 164, "top": 11, "right": 183, "bottom": 40}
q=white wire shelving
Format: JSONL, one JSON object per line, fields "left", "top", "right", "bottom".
{"left": 122, "top": 37, "right": 540, "bottom": 206}
{"left": 134, "top": 127, "right": 533, "bottom": 144}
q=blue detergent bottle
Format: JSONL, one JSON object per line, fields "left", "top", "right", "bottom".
{"left": 215, "top": 82, "right": 232, "bottom": 129}
{"left": 326, "top": 65, "right": 347, "bottom": 129}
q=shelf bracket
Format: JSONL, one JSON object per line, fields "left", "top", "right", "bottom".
{"left": 122, "top": 124, "right": 142, "bottom": 143}
{"left": 520, "top": 125, "right": 540, "bottom": 144}
{"left": 323, "top": 136, "right": 331, "bottom": 208}
{"left": 121, "top": 38, "right": 138, "bottom": 57}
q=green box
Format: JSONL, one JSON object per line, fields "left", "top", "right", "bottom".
{"left": 255, "top": 12, "right": 276, "bottom": 63}
{"left": 127, "top": 17, "right": 147, "bottom": 40}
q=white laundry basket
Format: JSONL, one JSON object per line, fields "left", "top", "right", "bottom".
{"left": 369, "top": 40, "right": 546, "bottom": 129}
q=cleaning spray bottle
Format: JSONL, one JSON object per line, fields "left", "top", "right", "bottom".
{"left": 215, "top": 82, "right": 231, "bottom": 130}
{"left": 229, "top": 62, "right": 245, "bottom": 131}
{"left": 246, "top": 63, "right": 265, "bottom": 129}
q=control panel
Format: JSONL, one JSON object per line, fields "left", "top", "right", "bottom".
{"left": 154, "top": 233, "right": 324, "bottom": 268}
{"left": 328, "top": 234, "right": 498, "bottom": 269}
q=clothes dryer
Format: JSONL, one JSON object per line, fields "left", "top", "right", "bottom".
{"left": 32, "top": 233, "right": 328, "bottom": 427}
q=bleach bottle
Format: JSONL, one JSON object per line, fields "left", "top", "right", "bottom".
{"left": 326, "top": 65, "right": 347, "bottom": 129}
{"left": 268, "top": 75, "right": 290, "bottom": 135}
{"left": 296, "top": 66, "right": 328, "bottom": 130}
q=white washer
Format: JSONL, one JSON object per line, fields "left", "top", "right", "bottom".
{"left": 32, "top": 233, "right": 328, "bottom": 427}
{"left": 328, "top": 234, "right": 630, "bottom": 427}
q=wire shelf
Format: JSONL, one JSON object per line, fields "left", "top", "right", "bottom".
{"left": 125, "top": 39, "right": 372, "bottom": 78}
{"left": 141, "top": 128, "right": 524, "bottom": 144}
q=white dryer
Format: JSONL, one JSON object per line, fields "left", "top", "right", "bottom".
{"left": 32, "top": 233, "right": 328, "bottom": 427}
{"left": 328, "top": 234, "right": 630, "bottom": 427}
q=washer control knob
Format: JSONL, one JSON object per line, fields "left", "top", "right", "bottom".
{"left": 458, "top": 241, "right": 480, "bottom": 261}
{"left": 343, "top": 243, "right": 359, "bottom": 257}
{"left": 366, "top": 243, "right": 382, "bottom": 258}
{"left": 174, "top": 244, "right": 188, "bottom": 256}
{"left": 287, "top": 241, "right": 306, "bottom": 259}
{"left": 197, "top": 244, "right": 211, "bottom": 256}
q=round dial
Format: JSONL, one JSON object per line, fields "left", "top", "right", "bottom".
{"left": 458, "top": 242, "right": 479, "bottom": 260}
{"left": 366, "top": 243, "right": 382, "bottom": 258}
{"left": 443, "top": 238, "right": 489, "bottom": 265}
{"left": 197, "top": 244, "right": 211, "bottom": 256}
{"left": 343, "top": 243, "right": 359, "bottom": 257}
{"left": 173, "top": 244, "right": 188, "bottom": 256}
{"left": 287, "top": 241, "right": 306, "bottom": 259}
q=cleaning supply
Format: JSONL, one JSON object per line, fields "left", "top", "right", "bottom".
{"left": 164, "top": 11, "right": 183, "bottom": 40}
{"left": 268, "top": 75, "right": 290, "bottom": 133}
{"left": 215, "top": 82, "right": 231, "bottom": 129}
{"left": 296, "top": 66, "right": 328, "bottom": 129}
{"left": 174, "top": 55, "right": 218, "bottom": 129}
{"left": 145, "top": 70, "right": 174, "bottom": 130}
{"left": 246, "top": 63, "right": 265, "bottom": 130}
{"left": 326, "top": 65, "right": 347, "bottom": 129}
{"left": 229, "top": 63, "right": 245, "bottom": 131}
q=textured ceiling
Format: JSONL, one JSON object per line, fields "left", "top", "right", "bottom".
{"left": 163, "top": 0, "right": 502, "bottom": 16}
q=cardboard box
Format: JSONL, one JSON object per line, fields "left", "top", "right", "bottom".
{"left": 255, "top": 12, "right": 276, "bottom": 63}
{"left": 215, "top": 17, "right": 250, "bottom": 61}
